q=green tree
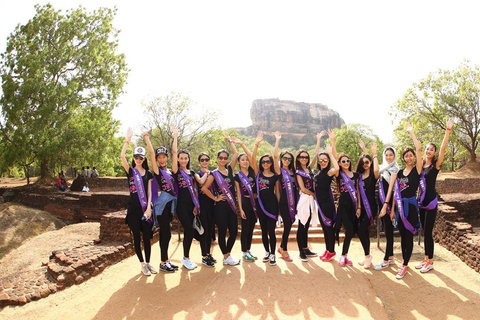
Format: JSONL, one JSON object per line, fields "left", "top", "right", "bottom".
{"left": 390, "top": 61, "right": 480, "bottom": 162}
{"left": 0, "top": 4, "right": 128, "bottom": 184}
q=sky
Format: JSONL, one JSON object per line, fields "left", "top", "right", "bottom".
{"left": 1, "top": 1, "right": 480, "bottom": 143}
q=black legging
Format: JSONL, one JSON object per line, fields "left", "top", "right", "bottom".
{"left": 157, "top": 202, "right": 172, "bottom": 262}
{"left": 358, "top": 209, "right": 372, "bottom": 256}
{"left": 199, "top": 195, "right": 214, "bottom": 256}
{"left": 318, "top": 200, "right": 335, "bottom": 253}
{"left": 240, "top": 198, "right": 257, "bottom": 252}
{"left": 382, "top": 214, "right": 395, "bottom": 261}
{"left": 257, "top": 202, "right": 277, "bottom": 253}
{"left": 215, "top": 201, "right": 238, "bottom": 255}
{"left": 132, "top": 221, "right": 152, "bottom": 263}
{"left": 398, "top": 204, "right": 419, "bottom": 266}
{"left": 176, "top": 201, "right": 197, "bottom": 258}
{"left": 337, "top": 199, "right": 357, "bottom": 256}
{"left": 279, "top": 202, "right": 293, "bottom": 251}
{"left": 297, "top": 215, "right": 311, "bottom": 254}
{"left": 420, "top": 207, "right": 437, "bottom": 259}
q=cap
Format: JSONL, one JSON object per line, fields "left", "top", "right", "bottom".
{"left": 155, "top": 146, "right": 168, "bottom": 157}
{"left": 134, "top": 146, "right": 146, "bottom": 158}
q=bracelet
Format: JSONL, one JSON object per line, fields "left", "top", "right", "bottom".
{"left": 373, "top": 155, "right": 378, "bottom": 159}
{"left": 228, "top": 139, "right": 233, "bottom": 143}
{"left": 125, "top": 140, "right": 130, "bottom": 145}
{"left": 143, "top": 133, "right": 148, "bottom": 137}
{"left": 447, "top": 128, "right": 451, "bottom": 131}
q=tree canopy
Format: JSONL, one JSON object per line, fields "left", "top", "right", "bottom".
{"left": 0, "top": 4, "right": 128, "bottom": 183}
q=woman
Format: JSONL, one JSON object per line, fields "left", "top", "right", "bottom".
{"left": 171, "top": 126, "right": 207, "bottom": 269}
{"left": 394, "top": 123, "right": 423, "bottom": 279}
{"left": 121, "top": 128, "right": 157, "bottom": 276}
{"left": 374, "top": 146, "right": 399, "bottom": 271}
{"left": 201, "top": 133, "right": 239, "bottom": 266}
{"left": 355, "top": 141, "right": 380, "bottom": 269}
{"left": 335, "top": 153, "right": 360, "bottom": 267}
{"left": 273, "top": 131, "right": 296, "bottom": 262}
{"left": 233, "top": 135, "right": 260, "bottom": 262}
{"left": 144, "top": 131, "right": 178, "bottom": 273}
{"left": 416, "top": 118, "right": 454, "bottom": 273}
{"left": 315, "top": 130, "right": 339, "bottom": 262}
{"left": 196, "top": 152, "right": 217, "bottom": 266}
{"left": 296, "top": 133, "right": 322, "bottom": 262}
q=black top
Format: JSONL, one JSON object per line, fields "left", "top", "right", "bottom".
{"left": 257, "top": 172, "right": 278, "bottom": 203}
{"left": 213, "top": 166, "right": 236, "bottom": 197}
{"left": 279, "top": 169, "right": 298, "bottom": 204}
{"left": 234, "top": 166, "right": 257, "bottom": 196}
{"left": 360, "top": 170, "right": 378, "bottom": 213}
{"left": 296, "top": 169, "right": 314, "bottom": 193}
{"left": 337, "top": 172, "right": 359, "bottom": 203}
{"left": 423, "top": 164, "right": 439, "bottom": 204}
{"left": 154, "top": 167, "right": 175, "bottom": 195}
{"left": 173, "top": 169, "right": 196, "bottom": 203}
{"left": 398, "top": 168, "right": 420, "bottom": 198}
{"left": 315, "top": 169, "right": 334, "bottom": 202}
{"left": 126, "top": 167, "right": 153, "bottom": 208}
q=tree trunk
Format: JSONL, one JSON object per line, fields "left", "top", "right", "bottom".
{"left": 23, "top": 165, "right": 30, "bottom": 185}
{"left": 470, "top": 151, "right": 477, "bottom": 162}
{"left": 40, "top": 160, "right": 49, "bottom": 179}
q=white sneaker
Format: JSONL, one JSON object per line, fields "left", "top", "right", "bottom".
{"left": 223, "top": 255, "right": 240, "bottom": 266}
{"left": 263, "top": 251, "right": 270, "bottom": 262}
{"left": 146, "top": 263, "right": 158, "bottom": 274}
{"left": 181, "top": 257, "right": 195, "bottom": 270}
{"left": 141, "top": 264, "right": 151, "bottom": 276}
{"left": 364, "top": 255, "right": 373, "bottom": 269}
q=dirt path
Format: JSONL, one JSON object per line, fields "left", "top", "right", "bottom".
{"left": 2, "top": 237, "right": 479, "bottom": 320}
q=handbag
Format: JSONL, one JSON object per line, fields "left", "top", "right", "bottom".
{"left": 193, "top": 215, "right": 204, "bottom": 235}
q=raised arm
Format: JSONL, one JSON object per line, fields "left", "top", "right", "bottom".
{"left": 309, "top": 131, "right": 325, "bottom": 169}
{"left": 359, "top": 139, "right": 368, "bottom": 155}
{"left": 327, "top": 129, "right": 338, "bottom": 159}
{"left": 436, "top": 118, "right": 454, "bottom": 170}
{"left": 223, "top": 132, "right": 238, "bottom": 170}
{"left": 171, "top": 126, "right": 179, "bottom": 174}
{"left": 273, "top": 131, "right": 281, "bottom": 175}
{"left": 143, "top": 130, "right": 158, "bottom": 175}
{"left": 371, "top": 142, "right": 380, "bottom": 179}
{"left": 232, "top": 136, "right": 252, "bottom": 164}
{"left": 326, "top": 144, "right": 339, "bottom": 177}
{"left": 252, "top": 131, "right": 263, "bottom": 174}
{"left": 406, "top": 122, "right": 423, "bottom": 174}
{"left": 120, "top": 128, "right": 133, "bottom": 173}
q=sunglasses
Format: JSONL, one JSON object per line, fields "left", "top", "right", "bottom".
{"left": 134, "top": 156, "right": 145, "bottom": 161}
{"left": 199, "top": 158, "right": 210, "bottom": 162}
{"left": 340, "top": 159, "right": 351, "bottom": 164}
{"left": 282, "top": 157, "right": 293, "bottom": 162}
{"left": 218, "top": 156, "right": 228, "bottom": 161}
{"left": 261, "top": 160, "right": 272, "bottom": 164}
{"left": 297, "top": 156, "right": 309, "bottom": 159}
{"left": 363, "top": 161, "right": 371, "bottom": 166}
{"left": 318, "top": 159, "right": 329, "bottom": 164}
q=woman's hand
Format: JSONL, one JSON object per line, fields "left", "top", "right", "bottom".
{"left": 327, "top": 129, "right": 335, "bottom": 141}
{"left": 446, "top": 118, "right": 454, "bottom": 130}
{"left": 256, "top": 131, "right": 264, "bottom": 144}
{"left": 275, "top": 130, "right": 281, "bottom": 140}
{"left": 379, "top": 204, "right": 387, "bottom": 218}
{"left": 170, "top": 125, "right": 178, "bottom": 137}
{"left": 231, "top": 136, "right": 242, "bottom": 144}
{"left": 370, "top": 142, "right": 377, "bottom": 156}
{"left": 240, "top": 209, "right": 246, "bottom": 220}
{"left": 356, "top": 208, "right": 361, "bottom": 218}
{"left": 406, "top": 122, "right": 414, "bottom": 132}
{"left": 126, "top": 127, "right": 133, "bottom": 141}
{"left": 215, "top": 194, "right": 226, "bottom": 202}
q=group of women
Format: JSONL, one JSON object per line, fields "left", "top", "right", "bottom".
{"left": 121, "top": 119, "right": 454, "bottom": 280}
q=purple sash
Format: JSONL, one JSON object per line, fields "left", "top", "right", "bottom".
{"left": 160, "top": 167, "right": 178, "bottom": 196}
{"left": 358, "top": 176, "right": 374, "bottom": 226}
{"left": 132, "top": 168, "right": 148, "bottom": 212}
{"left": 419, "top": 171, "right": 438, "bottom": 210}
{"left": 378, "top": 179, "right": 392, "bottom": 215}
{"left": 295, "top": 169, "right": 311, "bottom": 180}
{"left": 212, "top": 169, "right": 237, "bottom": 214}
{"left": 340, "top": 171, "right": 358, "bottom": 210}
{"left": 281, "top": 168, "right": 296, "bottom": 223}
{"left": 256, "top": 172, "right": 278, "bottom": 220}
{"left": 180, "top": 169, "right": 201, "bottom": 215}
{"left": 238, "top": 170, "right": 258, "bottom": 218}
{"left": 393, "top": 180, "right": 418, "bottom": 234}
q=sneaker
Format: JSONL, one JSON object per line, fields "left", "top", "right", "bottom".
{"left": 388, "top": 258, "right": 396, "bottom": 265}
{"left": 363, "top": 255, "right": 373, "bottom": 269}
{"left": 345, "top": 256, "right": 353, "bottom": 266}
{"left": 181, "top": 257, "right": 195, "bottom": 270}
{"left": 243, "top": 253, "right": 255, "bottom": 262}
{"left": 339, "top": 256, "right": 346, "bottom": 267}
{"left": 207, "top": 253, "right": 217, "bottom": 264}
{"left": 320, "top": 250, "right": 328, "bottom": 259}
{"left": 278, "top": 248, "right": 293, "bottom": 261}
{"left": 374, "top": 260, "right": 389, "bottom": 271}
{"left": 202, "top": 256, "right": 215, "bottom": 268}
{"left": 263, "top": 251, "right": 270, "bottom": 262}
{"left": 146, "top": 263, "right": 158, "bottom": 274}
{"left": 321, "top": 251, "right": 336, "bottom": 262}
{"left": 141, "top": 264, "right": 151, "bottom": 276}
{"left": 415, "top": 259, "right": 428, "bottom": 269}
{"left": 167, "top": 260, "right": 179, "bottom": 270}
{"left": 159, "top": 262, "right": 175, "bottom": 273}
{"left": 396, "top": 265, "right": 408, "bottom": 279}
{"left": 223, "top": 255, "right": 240, "bottom": 266}
{"left": 248, "top": 250, "right": 257, "bottom": 260}
{"left": 191, "top": 261, "right": 198, "bottom": 269}
{"left": 299, "top": 251, "right": 308, "bottom": 262}
{"left": 269, "top": 254, "right": 276, "bottom": 266}
{"left": 420, "top": 261, "right": 434, "bottom": 273}
{"left": 304, "top": 248, "right": 318, "bottom": 257}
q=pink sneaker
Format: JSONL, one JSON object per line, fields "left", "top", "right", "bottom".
{"left": 320, "top": 250, "right": 328, "bottom": 259}
{"left": 321, "top": 251, "right": 336, "bottom": 262}
{"left": 345, "top": 256, "right": 353, "bottom": 266}
{"left": 364, "top": 255, "right": 373, "bottom": 269}
{"left": 339, "top": 256, "right": 346, "bottom": 267}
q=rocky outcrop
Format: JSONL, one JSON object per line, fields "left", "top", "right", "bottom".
{"left": 246, "top": 98, "right": 344, "bottom": 135}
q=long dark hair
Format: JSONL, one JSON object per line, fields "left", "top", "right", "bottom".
{"left": 177, "top": 149, "right": 191, "bottom": 170}
{"left": 316, "top": 152, "right": 330, "bottom": 171}
{"left": 423, "top": 143, "right": 438, "bottom": 167}
{"left": 280, "top": 150, "right": 295, "bottom": 172}
{"left": 259, "top": 154, "right": 275, "bottom": 172}
{"left": 355, "top": 154, "right": 373, "bottom": 174}
{"left": 131, "top": 157, "right": 149, "bottom": 170}
{"left": 237, "top": 153, "right": 249, "bottom": 170}
{"left": 295, "top": 149, "right": 311, "bottom": 173}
